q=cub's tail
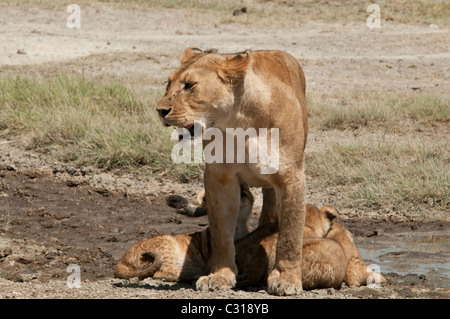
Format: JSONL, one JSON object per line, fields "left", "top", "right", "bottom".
{"left": 114, "top": 251, "right": 163, "bottom": 280}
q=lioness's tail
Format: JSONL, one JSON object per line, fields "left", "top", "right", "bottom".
{"left": 166, "top": 194, "right": 207, "bottom": 217}
{"left": 114, "top": 251, "right": 163, "bottom": 280}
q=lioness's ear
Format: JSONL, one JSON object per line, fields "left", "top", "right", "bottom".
{"left": 217, "top": 50, "right": 251, "bottom": 87}
{"left": 180, "top": 47, "right": 203, "bottom": 64}
{"left": 321, "top": 206, "right": 338, "bottom": 222}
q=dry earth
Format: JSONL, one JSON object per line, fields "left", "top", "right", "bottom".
{"left": 0, "top": 3, "right": 449, "bottom": 299}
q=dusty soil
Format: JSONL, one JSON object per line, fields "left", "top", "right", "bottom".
{"left": 0, "top": 3, "right": 449, "bottom": 299}
{"left": 1, "top": 140, "right": 448, "bottom": 299}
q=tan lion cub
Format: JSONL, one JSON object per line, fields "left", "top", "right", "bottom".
{"left": 325, "top": 222, "right": 386, "bottom": 287}
{"left": 114, "top": 202, "right": 348, "bottom": 289}
{"left": 305, "top": 204, "right": 386, "bottom": 287}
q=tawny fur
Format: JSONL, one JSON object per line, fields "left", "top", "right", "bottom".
{"left": 115, "top": 202, "right": 384, "bottom": 289}
{"left": 114, "top": 223, "right": 346, "bottom": 290}
{"left": 325, "top": 222, "right": 386, "bottom": 287}
{"left": 156, "top": 47, "right": 308, "bottom": 295}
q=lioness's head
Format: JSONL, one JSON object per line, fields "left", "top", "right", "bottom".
{"left": 156, "top": 47, "right": 251, "bottom": 134}
{"left": 304, "top": 204, "right": 338, "bottom": 238}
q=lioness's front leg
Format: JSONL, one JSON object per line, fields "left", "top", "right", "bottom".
{"left": 196, "top": 169, "right": 240, "bottom": 292}
{"left": 267, "top": 169, "right": 306, "bottom": 296}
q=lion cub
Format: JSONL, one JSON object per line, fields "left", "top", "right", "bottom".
{"left": 114, "top": 201, "right": 349, "bottom": 289}
{"left": 325, "top": 222, "right": 386, "bottom": 287}
{"left": 114, "top": 189, "right": 255, "bottom": 282}
{"left": 304, "top": 204, "right": 386, "bottom": 286}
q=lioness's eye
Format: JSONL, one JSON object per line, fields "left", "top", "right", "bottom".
{"left": 184, "top": 82, "right": 195, "bottom": 91}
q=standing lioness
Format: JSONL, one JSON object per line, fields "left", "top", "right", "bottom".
{"left": 156, "top": 48, "right": 308, "bottom": 295}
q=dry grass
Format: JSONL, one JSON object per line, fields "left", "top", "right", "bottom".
{"left": 3, "top": 0, "right": 449, "bottom": 27}
{"left": 0, "top": 73, "right": 448, "bottom": 209}
{"left": 0, "top": 74, "right": 202, "bottom": 180}
{"left": 306, "top": 141, "right": 449, "bottom": 210}
{"left": 307, "top": 91, "right": 450, "bottom": 132}
{"left": 306, "top": 91, "right": 449, "bottom": 210}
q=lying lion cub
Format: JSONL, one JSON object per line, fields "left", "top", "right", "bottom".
{"left": 115, "top": 199, "right": 385, "bottom": 289}
{"left": 114, "top": 205, "right": 346, "bottom": 289}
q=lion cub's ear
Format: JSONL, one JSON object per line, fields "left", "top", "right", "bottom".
{"left": 180, "top": 47, "right": 203, "bottom": 64}
{"left": 320, "top": 206, "right": 338, "bottom": 223}
{"left": 217, "top": 51, "right": 251, "bottom": 87}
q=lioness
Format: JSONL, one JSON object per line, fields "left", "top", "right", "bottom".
{"left": 114, "top": 204, "right": 347, "bottom": 290}
{"left": 156, "top": 48, "right": 308, "bottom": 295}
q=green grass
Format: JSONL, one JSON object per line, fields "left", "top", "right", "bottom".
{"left": 307, "top": 91, "right": 450, "bottom": 131}
{"left": 306, "top": 141, "right": 450, "bottom": 210}
{"left": 0, "top": 75, "right": 202, "bottom": 180}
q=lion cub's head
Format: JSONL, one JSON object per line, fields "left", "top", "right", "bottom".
{"left": 155, "top": 47, "right": 251, "bottom": 134}
{"left": 304, "top": 204, "right": 338, "bottom": 238}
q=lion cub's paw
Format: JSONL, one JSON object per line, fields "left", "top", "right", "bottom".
{"left": 267, "top": 269, "right": 303, "bottom": 296}
{"left": 196, "top": 270, "right": 236, "bottom": 292}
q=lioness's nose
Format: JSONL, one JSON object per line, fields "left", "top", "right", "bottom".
{"left": 156, "top": 107, "right": 172, "bottom": 118}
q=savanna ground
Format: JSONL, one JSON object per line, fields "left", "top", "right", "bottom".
{"left": 0, "top": 0, "right": 449, "bottom": 299}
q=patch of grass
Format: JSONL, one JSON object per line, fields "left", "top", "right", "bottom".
{"left": 1, "top": 74, "right": 448, "bottom": 209}
{"left": 307, "top": 91, "right": 450, "bottom": 131}
{"left": 4, "top": 0, "right": 449, "bottom": 27}
{"left": 306, "top": 141, "right": 450, "bottom": 210}
{"left": 0, "top": 75, "right": 202, "bottom": 181}
{"left": 382, "top": 0, "right": 450, "bottom": 26}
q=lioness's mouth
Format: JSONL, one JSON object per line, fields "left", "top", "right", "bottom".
{"left": 176, "top": 124, "right": 195, "bottom": 141}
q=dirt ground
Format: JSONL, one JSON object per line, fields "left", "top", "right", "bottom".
{"left": 0, "top": 3, "right": 449, "bottom": 299}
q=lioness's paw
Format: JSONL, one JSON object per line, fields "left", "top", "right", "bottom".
{"left": 267, "top": 269, "right": 303, "bottom": 296}
{"left": 196, "top": 275, "right": 210, "bottom": 291}
{"left": 195, "top": 272, "right": 236, "bottom": 292}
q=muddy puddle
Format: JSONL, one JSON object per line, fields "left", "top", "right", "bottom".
{"left": 358, "top": 231, "right": 450, "bottom": 288}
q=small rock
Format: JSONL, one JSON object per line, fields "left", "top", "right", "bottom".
{"left": 66, "top": 179, "right": 81, "bottom": 187}
{"left": 66, "top": 166, "right": 79, "bottom": 176}
{"left": 94, "top": 187, "right": 110, "bottom": 196}
{"left": 327, "top": 288, "right": 335, "bottom": 295}
{"left": 233, "top": 7, "right": 247, "bottom": 16}
{"left": 25, "top": 171, "right": 39, "bottom": 179}
{"left": 17, "top": 49, "right": 26, "bottom": 55}
{"left": 0, "top": 248, "right": 12, "bottom": 259}
{"left": 106, "top": 236, "right": 119, "bottom": 243}
{"left": 17, "top": 257, "right": 33, "bottom": 264}
{"left": 6, "top": 164, "right": 17, "bottom": 171}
